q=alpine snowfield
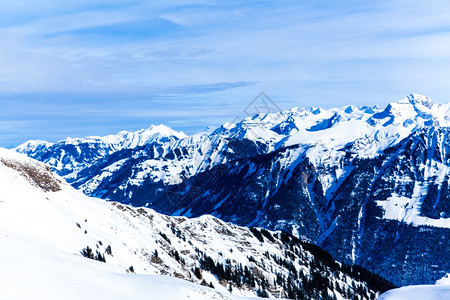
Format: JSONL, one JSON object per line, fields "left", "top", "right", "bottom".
{"left": 0, "top": 148, "right": 249, "bottom": 300}
{"left": 378, "top": 274, "right": 450, "bottom": 300}
{"left": 1, "top": 239, "right": 253, "bottom": 300}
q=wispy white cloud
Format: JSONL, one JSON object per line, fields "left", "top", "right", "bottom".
{"left": 2, "top": 0, "right": 450, "bottom": 91}
{"left": 2, "top": 0, "right": 450, "bottom": 146}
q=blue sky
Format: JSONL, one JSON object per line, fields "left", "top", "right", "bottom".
{"left": 2, "top": 0, "right": 450, "bottom": 146}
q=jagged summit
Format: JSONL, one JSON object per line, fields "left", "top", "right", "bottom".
{"left": 143, "top": 124, "right": 187, "bottom": 139}
{"left": 15, "top": 139, "right": 55, "bottom": 153}
{"left": 76, "top": 123, "right": 186, "bottom": 146}
{"left": 406, "top": 93, "right": 435, "bottom": 108}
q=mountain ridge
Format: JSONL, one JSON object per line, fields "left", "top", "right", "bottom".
{"left": 15, "top": 94, "right": 450, "bottom": 286}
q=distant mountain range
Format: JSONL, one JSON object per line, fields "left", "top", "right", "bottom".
{"left": 16, "top": 94, "right": 450, "bottom": 286}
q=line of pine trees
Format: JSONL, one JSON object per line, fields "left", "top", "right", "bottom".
{"left": 193, "top": 228, "right": 395, "bottom": 299}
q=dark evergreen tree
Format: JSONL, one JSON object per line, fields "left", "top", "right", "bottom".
{"left": 81, "top": 246, "right": 94, "bottom": 259}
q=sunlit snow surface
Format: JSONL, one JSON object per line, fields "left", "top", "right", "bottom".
{"left": 0, "top": 148, "right": 259, "bottom": 299}
{"left": 1, "top": 236, "right": 255, "bottom": 300}
{"left": 378, "top": 274, "right": 450, "bottom": 300}
{"left": 376, "top": 194, "right": 450, "bottom": 228}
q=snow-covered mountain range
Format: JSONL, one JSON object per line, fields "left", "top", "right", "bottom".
{"left": 16, "top": 94, "right": 450, "bottom": 286}
{"left": 0, "top": 148, "right": 394, "bottom": 299}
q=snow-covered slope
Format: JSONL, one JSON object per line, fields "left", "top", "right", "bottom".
{"left": 0, "top": 148, "right": 394, "bottom": 299}
{"left": 378, "top": 274, "right": 450, "bottom": 300}
{"left": 378, "top": 285, "right": 450, "bottom": 300}
{"left": 1, "top": 236, "right": 254, "bottom": 300}
{"left": 0, "top": 148, "right": 244, "bottom": 300}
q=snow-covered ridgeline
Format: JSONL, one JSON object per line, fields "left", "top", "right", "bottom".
{"left": 15, "top": 124, "right": 186, "bottom": 176}
{"left": 16, "top": 94, "right": 450, "bottom": 186}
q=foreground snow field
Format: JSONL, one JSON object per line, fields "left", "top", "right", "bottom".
{"left": 1, "top": 233, "right": 258, "bottom": 300}
{"left": 0, "top": 148, "right": 258, "bottom": 300}
{"left": 378, "top": 274, "right": 450, "bottom": 300}
{"left": 378, "top": 284, "right": 450, "bottom": 300}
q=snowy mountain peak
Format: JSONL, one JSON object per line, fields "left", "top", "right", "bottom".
{"left": 16, "top": 124, "right": 186, "bottom": 152}
{"left": 15, "top": 139, "right": 54, "bottom": 153}
{"left": 406, "top": 93, "right": 435, "bottom": 109}
{"left": 144, "top": 124, "right": 187, "bottom": 139}
{"left": 97, "top": 124, "right": 186, "bottom": 146}
{"left": 364, "top": 94, "right": 446, "bottom": 130}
